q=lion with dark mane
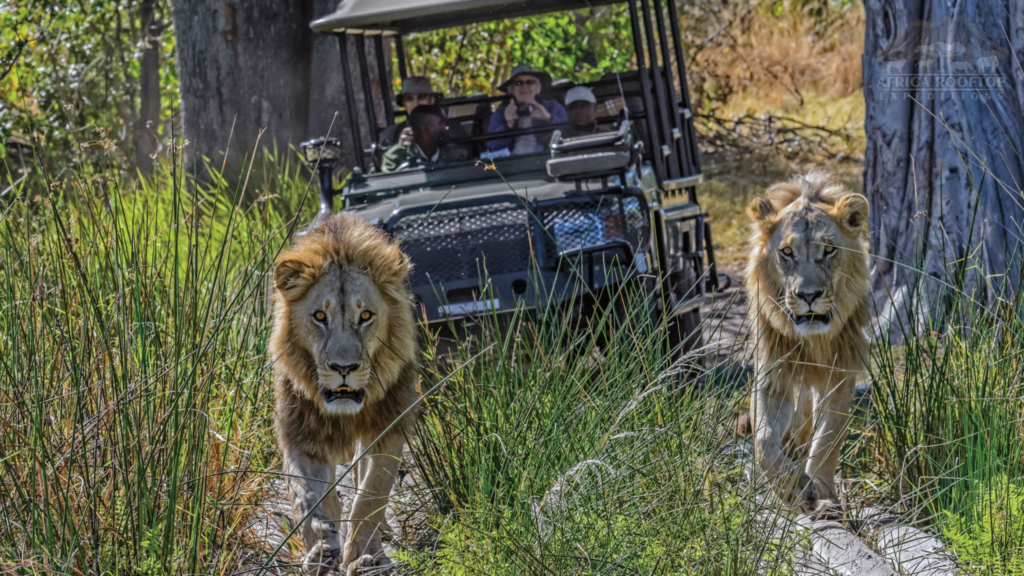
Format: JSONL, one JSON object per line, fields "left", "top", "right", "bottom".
{"left": 745, "top": 170, "right": 870, "bottom": 515}
{"left": 270, "top": 213, "right": 419, "bottom": 574}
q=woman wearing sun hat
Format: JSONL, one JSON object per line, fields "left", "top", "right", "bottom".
{"left": 486, "top": 64, "right": 568, "bottom": 154}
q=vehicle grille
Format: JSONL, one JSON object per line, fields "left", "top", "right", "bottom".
{"left": 391, "top": 201, "right": 534, "bottom": 286}
{"left": 538, "top": 195, "right": 648, "bottom": 262}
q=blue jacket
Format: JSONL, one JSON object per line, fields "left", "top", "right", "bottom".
{"left": 486, "top": 99, "right": 568, "bottom": 151}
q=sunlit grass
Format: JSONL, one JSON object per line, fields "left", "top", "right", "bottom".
{"left": 0, "top": 151, "right": 318, "bottom": 573}
{"left": 1, "top": 142, "right": 1023, "bottom": 576}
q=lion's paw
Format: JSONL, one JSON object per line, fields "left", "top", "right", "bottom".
{"left": 809, "top": 497, "right": 843, "bottom": 520}
{"left": 791, "top": 473, "right": 819, "bottom": 514}
{"left": 345, "top": 552, "right": 392, "bottom": 575}
{"left": 303, "top": 542, "right": 341, "bottom": 575}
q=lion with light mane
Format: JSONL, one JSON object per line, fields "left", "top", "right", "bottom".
{"left": 745, "top": 170, "right": 870, "bottom": 515}
{"left": 270, "top": 213, "right": 419, "bottom": 574}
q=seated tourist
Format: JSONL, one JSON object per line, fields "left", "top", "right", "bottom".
{"left": 486, "top": 64, "right": 568, "bottom": 154}
{"left": 562, "top": 86, "right": 608, "bottom": 138}
{"left": 382, "top": 105, "right": 470, "bottom": 172}
{"left": 379, "top": 77, "right": 442, "bottom": 149}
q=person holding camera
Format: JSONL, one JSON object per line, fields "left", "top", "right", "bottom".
{"left": 486, "top": 64, "right": 567, "bottom": 154}
{"left": 381, "top": 105, "right": 470, "bottom": 172}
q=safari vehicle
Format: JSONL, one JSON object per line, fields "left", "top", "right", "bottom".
{"left": 301, "top": 0, "right": 727, "bottom": 352}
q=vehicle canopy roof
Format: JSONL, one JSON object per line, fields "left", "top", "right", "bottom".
{"left": 311, "top": 0, "right": 620, "bottom": 34}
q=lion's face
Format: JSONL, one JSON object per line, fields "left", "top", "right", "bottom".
{"left": 288, "top": 265, "right": 387, "bottom": 415}
{"left": 270, "top": 213, "right": 417, "bottom": 418}
{"left": 767, "top": 203, "right": 847, "bottom": 336}
{"left": 747, "top": 172, "right": 869, "bottom": 341}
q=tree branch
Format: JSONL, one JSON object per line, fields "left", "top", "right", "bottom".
{"left": 0, "top": 40, "right": 28, "bottom": 84}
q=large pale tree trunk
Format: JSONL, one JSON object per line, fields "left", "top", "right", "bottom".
{"left": 864, "top": 0, "right": 1024, "bottom": 330}
{"left": 171, "top": 0, "right": 384, "bottom": 179}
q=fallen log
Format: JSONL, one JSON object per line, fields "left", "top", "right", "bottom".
{"left": 875, "top": 524, "right": 961, "bottom": 576}
{"left": 794, "top": 515, "right": 898, "bottom": 576}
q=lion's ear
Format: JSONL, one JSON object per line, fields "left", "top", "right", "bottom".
{"left": 833, "top": 194, "right": 869, "bottom": 236}
{"left": 747, "top": 196, "right": 777, "bottom": 226}
{"left": 274, "top": 257, "right": 318, "bottom": 300}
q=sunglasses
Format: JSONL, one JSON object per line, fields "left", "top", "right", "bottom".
{"left": 512, "top": 78, "right": 540, "bottom": 87}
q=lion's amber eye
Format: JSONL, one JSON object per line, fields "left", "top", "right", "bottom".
{"left": 359, "top": 310, "right": 373, "bottom": 322}
{"left": 781, "top": 247, "right": 793, "bottom": 257}
{"left": 313, "top": 311, "right": 327, "bottom": 323}
{"left": 824, "top": 245, "right": 835, "bottom": 254}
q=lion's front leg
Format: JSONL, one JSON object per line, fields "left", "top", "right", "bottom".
{"left": 805, "top": 373, "right": 854, "bottom": 515}
{"left": 343, "top": 434, "right": 403, "bottom": 575}
{"left": 752, "top": 375, "right": 818, "bottom": 512}
{"left": 284, "top": 450, "right": 343, "bottom": 574}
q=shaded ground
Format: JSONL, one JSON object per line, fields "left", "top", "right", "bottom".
{"left": 698, "top": 266, "right": 755, "bottom": 398}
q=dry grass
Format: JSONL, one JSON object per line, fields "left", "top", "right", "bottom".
{"left": 689, "top": 1, "right": 867, "bottom": 160}
{"left": 694, "top": 3, "right": 865, "bottom": 115}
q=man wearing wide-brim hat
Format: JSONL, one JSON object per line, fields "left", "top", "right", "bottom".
{"left": 486, "top": 64, "right": 568, "bottom": 154}
{"left": 379, "top": 76, "right": 446, "bottom": 149}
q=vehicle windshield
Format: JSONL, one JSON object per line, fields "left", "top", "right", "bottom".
{"left": 377, "top": 6, "right": 639, "bottom": 174}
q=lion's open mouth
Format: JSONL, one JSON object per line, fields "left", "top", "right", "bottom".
{"left": 321, "top": 386, "right": 365, "bottom": 404}
{"left": 790, "top": 311, "right": 833, "bottom": 325}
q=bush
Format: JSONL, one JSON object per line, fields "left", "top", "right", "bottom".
{"left": 942, "top": 477, "right": 1024, "bottom": 576}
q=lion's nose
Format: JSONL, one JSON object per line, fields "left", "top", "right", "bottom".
{"left": 329, "top": 363, "right": 360, "bottom": 377}
{"left": 796, "top": 290, "right": 823, "bottom": 306}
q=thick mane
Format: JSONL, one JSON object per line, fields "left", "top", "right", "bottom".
{"left": 744, "top": 171, "right": 870, "bottom": 366}
{"left": 749, "top": 169, "right": 851, "bottom": 229}
{"left": 283, "top": 214, "right": 412, "bottom": 307}
{"left": 269, "top": 213, "right": 418, "bottom": 421}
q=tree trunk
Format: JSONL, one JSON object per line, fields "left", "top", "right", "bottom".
{"left": 171, "top": 0, "right": 315, "bottom": 178}
{"left": 864, "top": 0, "right": 1024, "bottom": 333}
{"left": 135, "top": 0, "right": 161, "bottom": 176}
{"left": 306, "top": 0, "right": 390, "bottom": 168}
{"left": 171, "top": 0, "right": 387, "bottom": 180}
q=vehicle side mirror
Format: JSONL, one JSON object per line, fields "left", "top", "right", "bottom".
{"left": 300, "top": 137, "right": 343, "bottom": 170}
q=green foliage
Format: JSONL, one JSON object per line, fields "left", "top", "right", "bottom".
{"left": 401, "top": 6, "right": 635, "bottom": 97}
{"left": 0, "top": 144, "right": 318, "bottom": 572}
{"left": 941, "top": 477, "right": 1024, "bottom": 575}
{"left": 407, "top": 277, "right": 800, "bottom": 574}
{"left": 0, "top": 0, "right": 178, "bottom": 167}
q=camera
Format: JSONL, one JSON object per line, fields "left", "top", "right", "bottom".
{"left": 516, "top": 102, "right": 532, "bottom": 117}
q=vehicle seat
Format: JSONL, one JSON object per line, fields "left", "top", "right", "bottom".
{"left": 445, "top": 92, "right": 491, "bottom": 157}
{"left": 592, "top": 71, "right": 650, "bottom": 156}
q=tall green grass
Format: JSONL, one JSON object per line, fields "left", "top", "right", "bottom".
{"left": 404, "top": 283, "right": 795, "bottom": 575}
{"left": 0, "top": 150, "right": 318, "bottom": 572}
{"left": 868, "top": 265, "right": 1024, "bottom": 574}
{"left": 4, "top": 143, "right": 1024, "bottom": 575}
{"left": 0, "top": 149, "right": 810, "bottom": 574}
